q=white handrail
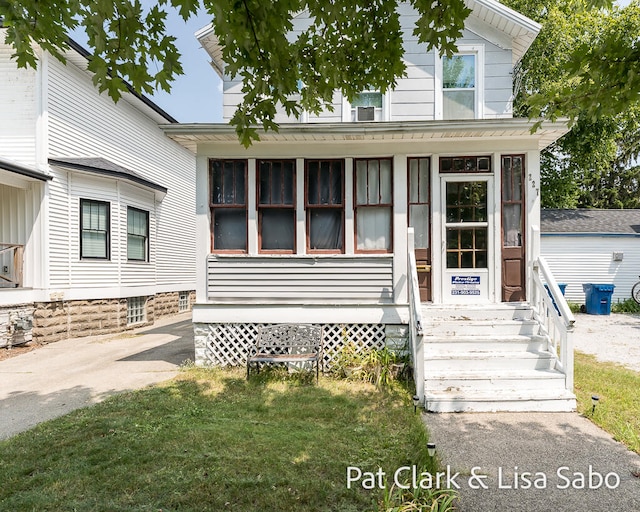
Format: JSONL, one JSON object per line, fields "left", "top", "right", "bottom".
{"left": 532, "top": 255, "right": 575, "bottom": 391}
{"left": 407, "top": 228, "right": 425, "bottom": 401}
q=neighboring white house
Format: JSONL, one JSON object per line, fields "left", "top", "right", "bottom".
{"left": 541, "top": 209, "right": 640, "bottom": 304}
{"left": 0, "top": 33, "right": 196, "bottom": 347}
{"left": 162, "top": 0, "right": 576, "bottom": 412}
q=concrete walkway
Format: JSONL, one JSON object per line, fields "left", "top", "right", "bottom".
{"left": 0, "top": 312, "right": 194, "bottom": 440}
{"left": 423, "top": 412, "right": 640, "bottom": 511}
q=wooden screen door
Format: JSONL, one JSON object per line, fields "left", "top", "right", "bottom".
{"left": 501, "top": 155, "right": 526, "bottom": 301}
{"left": 408, "top": 157, "right": 431, "bottom": 301}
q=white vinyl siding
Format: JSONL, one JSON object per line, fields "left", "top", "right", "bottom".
{"left": 541, "top": 235, "right": 640, "bottom": 304}
{"left": 207, "top": 256, "right": 394, "bottom": 303}
{"left": 45, "top": 56, "right": 196, "bottom": 293}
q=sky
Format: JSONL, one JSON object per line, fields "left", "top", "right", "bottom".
{"left": 144, "top": 8, "right": 223, "bottom": 123}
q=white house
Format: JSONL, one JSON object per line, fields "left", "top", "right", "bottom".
{"left": 163, "top": 0, "right": 576, "bottom": 412}
{"left": 541, "top": 209, "right": 640, "bottom": 304}
{"left": 0, "top": 34, "right": 196, "bottom": 347}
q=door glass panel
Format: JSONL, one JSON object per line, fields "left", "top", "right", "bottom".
{"left": 410, "top": 205, "right": 429, "bottom": 249}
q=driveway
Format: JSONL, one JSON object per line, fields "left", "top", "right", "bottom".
{"left": 0, "top": 312, "right": 194, "bottom": 440}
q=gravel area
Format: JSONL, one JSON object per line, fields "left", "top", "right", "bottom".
{"left": 572, "top": 312, "right": 640, "bottom": 372}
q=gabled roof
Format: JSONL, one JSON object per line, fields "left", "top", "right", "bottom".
{"left": 197, "top": 0, "right": 541, "bottom": 77}
{"left": 49, "top": 157, "right": 167, "bottom": 200}
{"left": 541, "top": 209, "right": 640, "bottom": 235}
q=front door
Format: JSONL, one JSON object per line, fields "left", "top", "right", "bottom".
{"left": 408, "top": 158, "right": 431, "bottom": 301}
{"left": 501, "top": 155, "right": 526, "bottom": 301}
{"left": 442, "top": 176, "right": 494, "bottom": 303}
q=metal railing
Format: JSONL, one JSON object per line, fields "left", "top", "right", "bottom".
{"left": 531, "top": 255, "right": 575, "bottom": 391}
{"left": 0, "top": 244, "right": 24, "bottom": 288}
{"left": 407, "top": 228, "right": 425, "bottom": 401}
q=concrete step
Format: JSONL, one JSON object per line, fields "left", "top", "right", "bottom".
{"left": 424, "top": 368, "right": 567, "bottom": 392}
{"left": 423, "top": 334, "right": 548, "bottom": 352}
{"left": 424, "top": 388, "right": 577, "bottom": 413}
{"left": 421, "top": 303, "right": 534, "bottom": 322}
{"left": 423, "top": 319, "right": 539, "bottom": 336}
{"left": 425, "top": 349, "right": 556, "bottom": 371}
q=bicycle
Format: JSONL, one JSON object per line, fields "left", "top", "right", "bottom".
{"left": 633, "top": 276, "right": 640, "bottom": 304}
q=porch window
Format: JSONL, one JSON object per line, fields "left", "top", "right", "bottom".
{"left": 80, "top": 199, "right": 110, "bottom": 259}
{"left": 350, "top": 91, "right": 383, "bottom": 121}
{"left": 306, "top": 159, "right": 344, "bottom": 252}
{"left": 127, "top": 207, "right": 149, "bottom": 261}
{"left": 355, "top": 158, "right": 393, "bottom": 252}
{"left": 408, "top": 157, "right": 431, "bottom": 250}
{"left": 445, "top": 181, "right": 488, "bottom": 268}
{"left": 209, "top": 159, "right": 247, "bottom": 252}
{"left": 439, "top": 156, "right": 491, "bottom": 173}
{"left": 502, "top": 155, "right": 524, "bottom": 247}
{"left": 258, "top": 159, "right": 296, "bottom": 252}
{"left": 443, "top": 54, "right": 476, "bottom": 120}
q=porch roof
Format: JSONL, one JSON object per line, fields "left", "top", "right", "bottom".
{"left": 0, "top": 157, "right": 52, "bottom": 182}
{"left": 161, "top": 118, "right": 569, "bottom": 153}
{"left": 49, "top": 157, "right": 168, "bottom": 200}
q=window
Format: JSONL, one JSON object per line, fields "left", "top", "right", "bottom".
{"left": 445, "top": 181, "right": 488, "bottom": 269}
{"left": 350, "top": 92, "right": 384, "bottom": 121}
{"left": 408, "top": 158, "right": 431, "bottom": 250}
{"left": 502, "top": 155, "right": 524, "bottom": 248}
{"left": 443, "top": 54, "right": 476, "bottom": 119}
{"left": 210, "top": 159, "right": 247, "bottom": 252}
{"left": 258, "top": 159, "right": 296, "bottom": 252}
{"left": 306, "top": 159, "right": 344, "bottom": 252}
{"left": 440, "top": 156, "right": 491, "bottom": 174}
{"left": 80, "top": 199, "right": 110, "bottom": 259}
{"left": 127, "top": 296, "right": 146, "bottom": 325}
{"left": 354, "top": 158, "right": 393, "bottom": 252}
{"left": 178, "top": 291, "right": 190, "bottom": 312}
{"left": 127, "top": 207, "right": 149, "bottom": 261}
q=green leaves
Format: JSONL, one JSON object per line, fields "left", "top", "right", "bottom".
{"left": 1, "top": 0, "right": 472, "bottom": 145}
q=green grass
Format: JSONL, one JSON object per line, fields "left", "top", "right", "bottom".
{"left": 0, "top": 367, "right": 442, "bottom": 512}
{"left": 574, "top": 351, "right": 640, "bottom": 454}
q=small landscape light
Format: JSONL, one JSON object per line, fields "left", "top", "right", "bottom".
{"left": 412, "top": 395, "right": 420, "bottom": 413}
{"left": 591, "top": 395, "right": 600, "bottom": 415}
{"left": 427, "top": 442, "right": 436, "bottom": 457}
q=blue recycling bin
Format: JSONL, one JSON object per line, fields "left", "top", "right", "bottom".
{"left": 544, "top": 283, "right": 567, "bottom": 315}
{"left": 582, "top": 283, "right": 615, "bottom": 315}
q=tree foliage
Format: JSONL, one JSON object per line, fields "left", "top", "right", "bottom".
{"left": 504, "top": 0, "right": 640, "bottom": 209}
{"left": 0, "top": 0, "right": 471, "bottom": 145}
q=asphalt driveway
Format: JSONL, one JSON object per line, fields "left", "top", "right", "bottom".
{"left": 0, "top": 312, "right": 194, "bottom": 440}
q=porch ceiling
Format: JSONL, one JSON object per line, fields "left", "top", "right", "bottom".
{"left": 161, "top": 119, "right": 570, "bottom": 153}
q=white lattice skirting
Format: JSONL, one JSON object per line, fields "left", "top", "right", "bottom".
{"left": 194, "top": 323, "right": 387, "bottom": 369}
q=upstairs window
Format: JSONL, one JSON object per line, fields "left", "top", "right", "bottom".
{"left": 80, "top": 199, "right": 110, "bottom": 260}
{"left": 306, "top": 159, "right": 344, "bottom": 253}
{"left": 127, "top": 207, "right": 149, "bottom": 261}
{"left": 258, "top": 159, "right": 296, "bottom": 252}
{"left": 209, "top": 159, "right": 247, "bottom": 252}
{"left": 443, "top": 54, "right": 476, "bottom": 119}
{"left": 350, "top": 92, "right": 384, "bottom": 122}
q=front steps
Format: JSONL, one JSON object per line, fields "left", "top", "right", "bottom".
{"left": 421, "top": 304, "right": 576, "bottom": 413}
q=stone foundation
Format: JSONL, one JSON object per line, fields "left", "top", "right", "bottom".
{"left": 30, "top": 290, "right": 194, "bottom": 344}
{"left": 0, "top": 305, "right": 35, "bottom": 348}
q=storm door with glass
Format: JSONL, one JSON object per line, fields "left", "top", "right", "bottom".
{"left": 442, "top": 176, "right": 493, "bottom": 302}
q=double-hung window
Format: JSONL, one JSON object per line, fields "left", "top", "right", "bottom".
{"left": 80, "top": 199, "right": 110, "bottom": 259}
{"left": 258, "top": 159, "right": 296, "bottom": 252}
{"left": 355, "top": 158, "right": 393, "bottom": 252}
{"left": 306, "top": 159, "right": 344, "bottom": 253}
{"left": 350, "top": 91, "right": 384, "bottom": 121}
{"left": 443, "top": 53, "right": 477, "bottom": 120}
{"left": 127, "top": 207, "right": 149, "bottom": 261}
{"left": 210, "top": 159, "right": 247, "bottom": 252}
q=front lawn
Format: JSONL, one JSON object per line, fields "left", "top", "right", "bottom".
{"left": 0, "top": 367, "right": 443, "bottom": 511}
{"left": 574, "top": 351, "right": 640, "bottom": 454}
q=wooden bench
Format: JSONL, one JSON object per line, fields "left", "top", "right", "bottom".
{"left": 247, "top": 324, "right": 322, "bottom": 383}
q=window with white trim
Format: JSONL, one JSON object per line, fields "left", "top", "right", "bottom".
{"left": 127, "top": 207, "right": 149, "bottom": 261}
{"left": 443, "top": 54, "right": 476, "bottom": 119}
{"left": 80, "top": 199, "right": 110, "bottom": 260}
{"left": 350, "top": 91, "right": 384, "bottom": 121}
